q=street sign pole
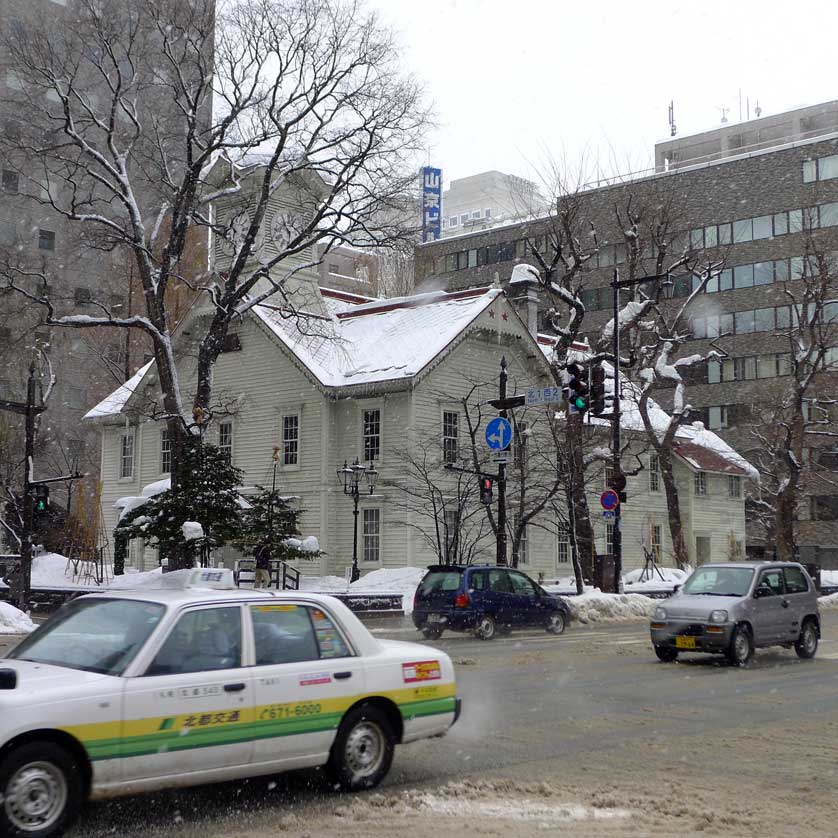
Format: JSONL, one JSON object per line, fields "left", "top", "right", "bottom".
{"left": 496, "top": 357, "right": 508, "bottom": 567}
{"left": 611, "top": 269, "right": 623, "bottom": 594}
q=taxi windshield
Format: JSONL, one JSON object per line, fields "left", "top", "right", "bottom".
{"left": 681, "top": 567, "right": 754, "bottom": 597}
{"left": 8, "top": 598, "right": 165, "bottom": 676}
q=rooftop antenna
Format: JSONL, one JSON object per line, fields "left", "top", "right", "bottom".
{"left": 668, "top": 100, "right": 676, "bottom": 137}
{"left": 719, "top": 107, "right": 730, "bottom": 124}
{"left": 754, "top": 100, "right": 762, "bottom": 118}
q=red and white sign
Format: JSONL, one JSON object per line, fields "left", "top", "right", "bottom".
{"left": 600, "top": 489, "right": 619, "bottom": 511}
{"left": 299, "top": 672, "right": 332, "bottom": 686}
{"left": 402, "top": 660, "right": 442, "bottom": 684}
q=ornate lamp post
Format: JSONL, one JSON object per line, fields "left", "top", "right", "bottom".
{"left": 336, "top": 458, "right": 379, "bottom": 583}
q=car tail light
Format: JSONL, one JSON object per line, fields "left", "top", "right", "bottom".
{"left": 455, "top": 592, "right": 470, "bottom": 608}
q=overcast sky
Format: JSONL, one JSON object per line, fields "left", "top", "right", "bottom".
{"left": 373, "top": 0, "right": 838, "bottom": 190}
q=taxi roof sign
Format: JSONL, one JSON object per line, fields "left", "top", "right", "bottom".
{"left": 158, "top": 567, "right": 238, "bottom": 590}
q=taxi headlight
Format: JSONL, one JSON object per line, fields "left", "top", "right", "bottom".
{"left": 709, "top": 609, "right": 728, "bottom": 624}
{"left": 654, "top": 607, "right": 667, "bottom": 621}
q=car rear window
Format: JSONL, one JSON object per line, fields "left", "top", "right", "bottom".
{"left": 418, "top": 571, "right": 462, "bottom": 595}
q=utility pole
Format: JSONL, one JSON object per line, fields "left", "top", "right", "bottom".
{"left": 610, "top": 270, "right": 624, "bottom": 594}
{"left": 496, "top": 357, "right": 508, "bottom": 566}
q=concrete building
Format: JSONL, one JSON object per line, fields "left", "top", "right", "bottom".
{"left": 440, "top": 171, "right": 547, "bottom": 238}
{"left": 415, "top": 103, "right": 838, "bottom": 567}
{"left": 0, "top": 0, "right": 212, "bottom": 522}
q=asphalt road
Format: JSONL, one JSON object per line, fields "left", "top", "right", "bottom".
{"left": 43, "top": 610, "right": 838, "bottom": 836}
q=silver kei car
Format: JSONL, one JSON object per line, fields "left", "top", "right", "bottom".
{"left": 649, "top": 562, "right": 820, "bottom": 666}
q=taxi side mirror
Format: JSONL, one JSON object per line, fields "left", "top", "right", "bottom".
{"left": 673, "top": 584, "right": 680, "bottom": 594}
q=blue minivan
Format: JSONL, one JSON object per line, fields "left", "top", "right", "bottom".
{"left": 412, "top": 564, "right": 571, "bottom": 640}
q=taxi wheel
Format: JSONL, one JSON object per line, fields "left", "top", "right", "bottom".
{"left": 327, "top": 704, "right": 395, "bottom": 792}
{"left": 0, "top": 741, "right": 82, "bottom": 838}
{"left": 474, "top": 615, "right": 496, "bottom": 641}
{"left": 727, "top": 625, "right": 754, "bottom": 667}
{"left": 795, "top": 619, "right": 818, "bottom": 659}
{"left": 546, "top": 612, "right": 566, "bottom": 635}
{"left": 421, "top": 626, "right": 443, "bottom": 640}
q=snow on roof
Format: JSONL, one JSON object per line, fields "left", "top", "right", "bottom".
{"left": 254, "top": 286, "right": 502, "bottom": 388}
{"left": 83, "top": 361, "right": 154, "bottom": 420}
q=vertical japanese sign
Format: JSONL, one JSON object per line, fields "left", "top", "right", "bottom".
{"left": 421, "top": 166, "right": 442, "bottom": 242}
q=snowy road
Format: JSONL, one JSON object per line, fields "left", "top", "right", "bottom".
{"left": 73, "top": 613, "right": 838, "bottom": 837}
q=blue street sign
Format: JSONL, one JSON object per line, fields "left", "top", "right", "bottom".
{"left": 602, "top": 510, "right": 616, "bottom": 520}
{"left": 600, "top": 489, "right": 619, "bottom": 511}
{"left": 421, "top": 166, "right": 442, "bottom": 242}
{"left": 485, "top": 416, "right": 513, "bottom": 451}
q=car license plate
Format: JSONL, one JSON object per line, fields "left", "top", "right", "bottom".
{"left": 427, "top": 614, "right": 444, "bottom": 624}
{"left": 675, "top": 636, "right": 696, "bottom": 649}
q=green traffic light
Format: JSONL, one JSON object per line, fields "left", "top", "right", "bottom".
{"left": 574, "top": 396, "right": 588, "bottom": 410}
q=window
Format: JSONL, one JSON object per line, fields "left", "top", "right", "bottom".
{"left": 66, "top": 386, "right": 87, "bottom": 410}
{"left": 728, "top": 475, "right": 741, "bottom": 498}
{"left": 460, "top": 214, "right": 469, "bottom": 225}
{"left": 754, "top": 307, "right": 775, "bottom": 332}
{"left": 651, "top": 525, "right": 662, "bottom": 561}
{"left": 513, "top": 514, "right": 528, "bottom": 564}
{"left": 773, "top": 212, "right": 789, "bottom": 236}
{"left": 733, "top": 219, "right": 752, "bottom": 243}
{"left": 734, "top": 309, "right": 755, "bottom": 334}
{"left": 605, "top": 524, "right": 615, "bottom": 555}
{"left": 733, "top": 264, "right": 753, "bottom": 289}
{"left": 820, "top": 202, "right": 838, "bottom": 227}
{"left": 804, "top": 154, "right": 838, "bottom": 182}
{"left": 803, "top": 160, "right": 817, "bottom": 183}
{"left": 752, "top": 215, "right": 772, "bottom": 240}
{"left": 442, "top": 411, "right": 458, "bottom": 464}
{"left": 74, "top": 287, "right": 91, "bottom": 305}
{"left": 328, "top": 262, "right": 340, "bottom": 273}
{"left": 1, "top": 170, "right": 18, "bottom": 193}
{"left": 449, "top": 216, "right": 458, "bottom": 227}
{"left": 443, "top": 507, "right": 458, "bottom": 562}
{"left": 146, "top": 606, "right": 242, "bottom": 676}
{"left": 363, "top": 408, "right": 380, "bottom": 461}
{"left": 513, "top": 421, "right": 528, "bottom": 464}
{"left": 509, "top": 571, "right": 537, "bottom": 595}
{"left": 753, "top": 262, "right": 773, "bottom": 285}
{"left": 484, "top": 208, "right": 492, "bottom": 218}
{"left": 784, "top": 566, "right": 809, "bottom": 594}
{"left": 251, "top": 604, "right": 350, "bottom": 666}
{"left": 707, "top": 405, "right": 728, "bottom": 430}
{"left": 218, "top": 421, "right": 233, "bottom": 463}
{"left": 161, "top": 429, "right": 172, "bottom": 473}
{"left": 120, "top": 431, "right": 134, "bottom": 479}
{"left": 694, "top": 471, "right": 707, "bottom": 497}
{"left": 38, "top": 229, "right": 55, "bottom": 251}
{"left": 282, "top": 414, "right": 299, "bottom": 466}
{"left": 649, "top": 452, "right": 660, "bottom": 492}
{"left": 0, "top": 221, "right": 14, "bottom": 246}
{"left": 471, "top": 210, "right": 481, "bottom": 219}
{"left": 363, "top": 508, "right": 380, "bottom": 563}
{"left": 557, "top": 524, "right": 570, "bottom": 566}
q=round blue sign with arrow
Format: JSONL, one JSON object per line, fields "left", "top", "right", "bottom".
{"left": 600, "top": 489, "right": 619, "bottom": 511}
{"left": 485, "top": 416, "right": 513, "bottom": 451}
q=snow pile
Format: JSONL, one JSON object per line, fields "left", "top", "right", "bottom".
{"left": 181, "top": 522, "right": 204, "bottom": 542}
{"left": 820, "top": 570, "right": 838, "bottom": 587}
{"left": 301, "top": 566, "right": 426, "bottom": 614}
{"left": 0, "top": 554, "right": 103, "bottom": 591}
{"left": 623, "top": 566, "right": 688, "bottom": 592}
{"left": 818, "top": 592, "right": 838, "bottom": 610}
{"left": 567, "top": 591, "right": 657, "bottom": 624}
{"left": 107, "top": 567, "right": 164, "bottom": 590}
{"left": 0, "top": 602, "right": 36, "bottom": 634}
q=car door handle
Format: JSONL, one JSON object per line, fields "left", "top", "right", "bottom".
{"left": 333, "top": 671, "right": 353, "bottom": 680}
{"left": 224, "top": 682, "right": 246, "bottom": 692}
{"left": 781, "top": 600, "right": 789, "bottom": 608}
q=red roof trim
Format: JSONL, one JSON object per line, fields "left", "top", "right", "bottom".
{"left": 320, "top": 287, "right": 377, "bottom": 305}
{"left": 673, "top": 442, "right": 748, "bottom": 476}
{"left": 335, "top": 286, "right": 492, "bottom": 320}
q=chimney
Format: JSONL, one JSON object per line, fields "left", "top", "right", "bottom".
{"left": 506, "top": 263, "right": 540, "bottom": 338}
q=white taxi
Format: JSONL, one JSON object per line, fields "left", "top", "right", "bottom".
{"left": 0, "top": 569, "right": 461, "bottom": 837}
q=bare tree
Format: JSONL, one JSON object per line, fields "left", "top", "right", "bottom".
{"left": 745, "top": 246, "right": 838, "bottom": 560}
{"left": 0, "top": 0, "right": 429, "bottom": 546}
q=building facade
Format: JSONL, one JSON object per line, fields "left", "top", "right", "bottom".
{"left": 415, "top": 106, "right": 838, "bottom": 566}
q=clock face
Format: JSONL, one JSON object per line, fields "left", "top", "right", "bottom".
{"left": 221, "top": 211, "right": 250, "bottom": 255}
{"left": 269, "top": 211, "right": 302, "bottom": 252}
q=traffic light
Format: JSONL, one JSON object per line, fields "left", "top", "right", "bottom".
{"left": 479, "top": 476, "right": 494, "bottom": 505}
{"left": 33, "top": 484, "right": 49, "bottom": 514}
{"left": 565, "top": 363, "right": 589, "bottom": 414}
{"left": 609, "top": 471, "right": 627, "bottom": 504}
{"left": 590, "top": 363, "right": 607, "bottom": 416}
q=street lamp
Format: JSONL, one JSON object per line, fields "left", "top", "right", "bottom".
{"left": 336, "top": 457, "right": 378, "bottom": 582}
{"left": 609, "top": 269, "right": 670, "bottom": 594}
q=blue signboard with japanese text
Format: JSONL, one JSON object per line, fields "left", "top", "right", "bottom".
{"left": 421, "top": 166, "right": 442, "bottom": 243}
